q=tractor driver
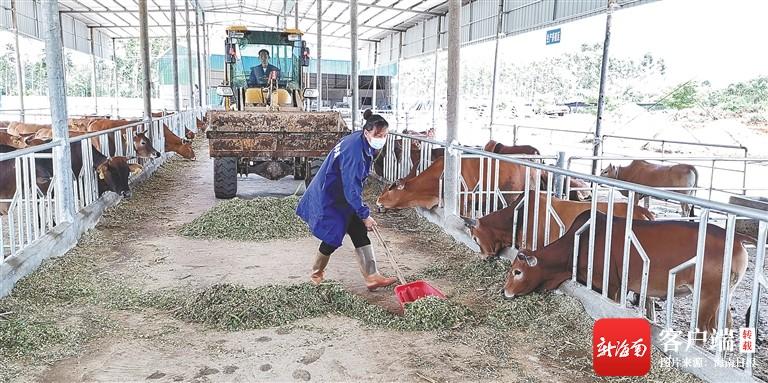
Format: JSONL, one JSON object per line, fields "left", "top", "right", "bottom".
{"left": 248, "top": 49, "right": 281, "bottom": 88}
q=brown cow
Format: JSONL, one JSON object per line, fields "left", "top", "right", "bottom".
{"left": 373, "top": 134, "right": 443, "bottom": 179}
{"left": 30, "top": 128, "right": 88, "bottom": 141}
{"left": 601, "top": 160, "right": 698, "bottom": 217}
{"left": 163, "top": 125, "right": 195, "bottom": 160}
{"left": 0, "top": 131, "right": 27, "bottom": 149}
{"left": 483, "top": 139, "right": 541, "bottom": 156}
{"left": 7, "top": 122, "right": 50, "bottom": 137}
{"left": 1, "top": 141, "right": 142, "bottom": 215}
{"left": 504, "top": 211, "right": 749, "bottom": 333}
{"left": 69, "top": 117, "right": 106, "bottom": 131}
{"left": 87, "top": 119, "right": 159, "bottom": 159}
{"left": 153, "top": 111, "right": 196, "bottom": 139}
{"left": 376, "top": 156, "right": 537, "bottom": 212}
{"left": 464, "top": 193, "right": 655, "bottom": 257}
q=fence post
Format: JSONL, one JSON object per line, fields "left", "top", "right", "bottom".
{"left": 512, "top": 124, "right": 518, "bottom": 146}
{"left": 42, "top": 0, "right": 76, "bottom": 223}
{"left": 742, "top": 147, "right": 748, "bottom": 195}
{"left": 554, "top": 151, "right": 566, "bottom": 198}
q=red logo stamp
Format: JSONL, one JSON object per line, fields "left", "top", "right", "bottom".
{"left": 593, "top": 318, "right": 651, "bottom": 376}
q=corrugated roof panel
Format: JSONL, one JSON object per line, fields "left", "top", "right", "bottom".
{"left": 357, "top": 6, "right": 379, "bottom": 21}
{"left": 0, "top": 0, "right": 10, "bottom": 30}
{"left": 377, "top": 10, "right": 415, "bottom": 29}
{"left": 361, "top": 8, "right": 400, "bottom": 27}
{"left": 326, "top": 2, "right": 348, "bottom": 20}
{"left": 460, "top": 2, "right": 469, "bottom": 42}
{"left": 471, "top": 0, "right": 497, "bottom": 41}
{"left": 16, "top": 0, "right": 38, "bottom": 37}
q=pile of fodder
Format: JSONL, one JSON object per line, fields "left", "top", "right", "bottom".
{"left": 179, "top": 196, "right": 310, "bottom": 241}
{"left": 171, "top": 282, "right": 475, "bottom": 332}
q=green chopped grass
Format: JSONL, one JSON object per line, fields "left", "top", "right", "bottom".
{"left": 178, "top": 196, "right": 311, "bottom": 242}
{"left": 170, "top": 282, "right": 473, "bottom": 332}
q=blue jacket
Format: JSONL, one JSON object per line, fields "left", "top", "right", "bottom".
{"left": 296, "top": 131, "right": 374, "bottom": 248}
{"left": 248, "top": 64, "right": 281, "bottom": 87}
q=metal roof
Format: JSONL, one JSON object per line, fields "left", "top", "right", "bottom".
{"left": 56, "top": 0, "right": 451, "bottom": 46}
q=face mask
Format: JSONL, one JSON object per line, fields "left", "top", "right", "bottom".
{"left": 368, "top": 136, "right": 386, "bottom": 150}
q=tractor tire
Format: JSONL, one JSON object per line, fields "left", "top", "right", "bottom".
{"left": 214, "top": 157, "right": 238, "bottom": 199}
{"left": 293, "top": 157, "right": 307, "bottom": 180}
{"left": 305, "top": 157, "right": 325, "bottom": 188}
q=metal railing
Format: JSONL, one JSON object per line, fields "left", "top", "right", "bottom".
{"left": 566, "top": 155, "right": 768, "bottom": 206}
{"left": 1, "top": 107, "right": 205, "bottom": 261}
{"left": 376, "top": 131, "right": 768, "bottom": 377}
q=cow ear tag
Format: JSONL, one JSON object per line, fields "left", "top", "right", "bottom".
{"left": 525, "top": 255, "right": 538, "bottom": 267}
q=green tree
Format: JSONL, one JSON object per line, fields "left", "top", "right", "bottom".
{"left": 662, "top": 82, "right": 699, "bottom": 110}
{"left": 708, "top": 77, "right": 768, "bottom": 113}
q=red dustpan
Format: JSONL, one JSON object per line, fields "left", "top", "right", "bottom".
{"left": 371, "top": 226, "right": 446, "bottom": 309}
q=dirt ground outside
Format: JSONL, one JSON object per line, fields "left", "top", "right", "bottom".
{"left": 0, "top": 138, "right": 702, "bottom": 383}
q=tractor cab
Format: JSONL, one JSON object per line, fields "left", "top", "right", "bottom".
{"left": 219, "top": 26, "right": 312, "bottom": 111}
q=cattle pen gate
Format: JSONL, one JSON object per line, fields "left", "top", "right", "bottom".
{"left": 377, "top": 130, "right": 768, "bottom": 382}
{"left": 0, "top": 108, "right": 206, "bottom": 296}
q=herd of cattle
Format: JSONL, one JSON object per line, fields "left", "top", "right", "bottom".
{"left": 373, "top": 133, "right": 749, "bottom": 333}
{"left": 0, "top": 112, "right": 202, "bottom": 215}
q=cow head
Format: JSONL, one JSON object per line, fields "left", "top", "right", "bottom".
{"left": 503, "top": 250, "right": 542, "bottom": 299}
{"left": 600, "top": 164, "right": 618, "bottom": 179}
{"left": 96, "top": 157, "right": 143, "bottom": 198}
{"left": 376, "top": 177, "right": 439, "bottom": 210}
{"left": 376, "top": 180, "right": 406, "bottom": 210}
{"left": 133, "top": 132, "right": 160, "bottom": 159}
{"left": 175, "top": 142, "right": 196, "bottom": 160}
{"left": 463, "top": 217, "right": 509, "bottom": 259}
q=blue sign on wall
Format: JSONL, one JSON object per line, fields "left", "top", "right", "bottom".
{"left": 546, "top": 28, "right": 561, "bottom": 45}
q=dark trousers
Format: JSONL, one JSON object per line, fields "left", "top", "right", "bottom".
{"left": 318, "top": 215, "right": 371, "bottom": 256}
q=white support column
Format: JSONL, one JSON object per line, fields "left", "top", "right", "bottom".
{"left": 170, "top": 0, "right": 180, "bottom": 111}
{"left": 372, "top": 41, "right": 377, "bottom": 111}
{"left": 184, "top": 0, "right": 193, "bottom": 110}
{"left": 194, "top": 0, "right": 202, "bottom": 108}
{"left": 139, "top": 0, "right": 152, "bottom": 135}
{"left": 41, "top": 0, "right": 76, "bottom": 223}
{"left": 395, "top": 33, "right": 402, "bottom": 129}
{"left": 202, "top": 10, "right": 208, "bottom": 107}
{"left": 593, "top": 0, "right": 616, "bottom": 175}
{"left": 488, "top": 0, "right": 504, "bottom": 140}
{"left": 431, "top": 17, "right": 441, "bottom": 126}
{"left": 11, "top": 0, "right": 25, "bottom": 122}
{"left": 444, "top": 0, "right": 461, "bottom": 218}
{"left": 294, "top": 0, "right": 299, "bottom": 29}
{"left": 112, "top": 38, "right": 119, "bottom": 117}
{"left": 89, "top": 28, "right": 98, "bottom": 114}
{"left": 350, "top": 0, "right": 359, "bottom": 130}
{"left": 316, "top": 0, "right": 323, "bottom": 109}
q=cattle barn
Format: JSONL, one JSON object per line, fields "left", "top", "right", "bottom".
{"left": 0, "top": 1, "right": 766, "bottom": 382}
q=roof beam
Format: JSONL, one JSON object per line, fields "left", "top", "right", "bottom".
{"left": 61, "top": 7, "right": 404, "bottom": 32}
{"left": 223, "top": 6, "right": 405, "bottom": 32}
{"left": 325, "top": 0, "right": 442, "bottom": 16}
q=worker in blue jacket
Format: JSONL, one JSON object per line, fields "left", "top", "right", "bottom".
{"left": 296, "top": 109, "right": 397, "bottom": 291}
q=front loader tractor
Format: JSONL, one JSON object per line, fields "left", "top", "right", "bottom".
{"left": 206, "top": 26, "right": 349, "bottom": 198}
